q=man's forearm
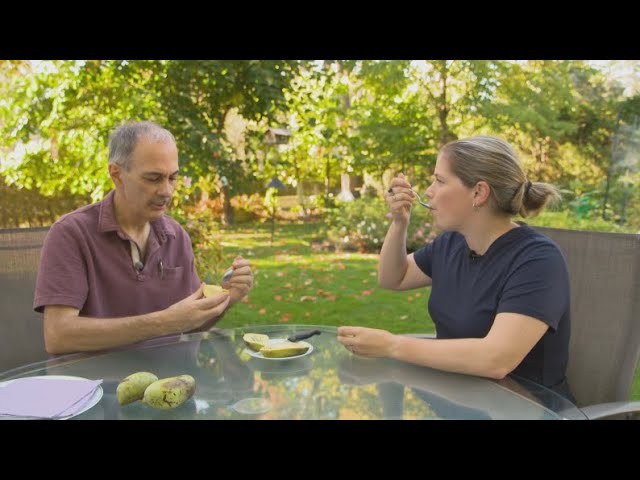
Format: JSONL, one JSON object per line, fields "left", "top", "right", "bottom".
{"left": 45, "top": 309, "right": 176, "bottom": 355}
{"left": 185, "top": 311, "right": 226, "bottom": 333}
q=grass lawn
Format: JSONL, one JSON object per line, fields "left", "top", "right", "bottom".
{"left": 217, "top": 221, "right": 640, "bottom": 402}
{"left": 219, "top": 221, "right": 435, "bottom": 335}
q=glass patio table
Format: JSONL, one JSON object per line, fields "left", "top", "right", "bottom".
{"left": 0, "top": 325, "right": 586, "bottom": 420}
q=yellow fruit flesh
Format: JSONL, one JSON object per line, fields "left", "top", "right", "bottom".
{"left": 260, "top": 342, "right": 309, "bottom": 358}
{"left": 203, "top": 284, "right": 228, "bottom": 297}
{"left": 243, "top": 333, "right": 270, "bottom": 352}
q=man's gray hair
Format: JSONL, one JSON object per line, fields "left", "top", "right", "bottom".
{"left": 108, "top": 121, "right": 176, "bottom": 170}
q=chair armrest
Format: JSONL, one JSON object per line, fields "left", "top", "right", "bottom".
{"left": 579, "top": 401, "right": 640, "bottom": 420}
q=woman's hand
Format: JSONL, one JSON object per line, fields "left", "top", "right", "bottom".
{"left": 385, "top": 173, "right": 415, "bottom": 225}
{"left": 337, "top": 326, "right": 399, "bottom": 358}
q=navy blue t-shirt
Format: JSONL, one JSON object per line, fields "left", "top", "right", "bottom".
{"left": 413, "top": 224, "right": 571, "bottom": 392}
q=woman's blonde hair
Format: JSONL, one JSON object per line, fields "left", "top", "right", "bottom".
{"left": 440, "top": 135, "right": 561, "bottom": 218}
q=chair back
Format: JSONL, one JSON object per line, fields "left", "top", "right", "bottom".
{"left": 0, "top": 227, "right": 50, "bottom": 373}
{"left": 534, "top": 226, "right": 640, "bottom": 407}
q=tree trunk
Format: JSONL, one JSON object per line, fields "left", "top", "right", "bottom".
{"left": 324, "top": 158, "right": 331, "bottom": 203}
{"left": 221, "top": 183, "right": 234, "bottom": 225}
{"left": 437, "top": 61, "right": 457, "bottom": 148}
{"left": 293, "top": 156, "right": 307, "bottom": 216}
{"left": 338, "top": 173, "right": 354, "bottom": 201}
{"left": 217, "top": 107, "right": 234, "bottom": 225}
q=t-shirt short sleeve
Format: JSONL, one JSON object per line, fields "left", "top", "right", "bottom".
{"left": 412, "top": 238, "right": 437, "bottom": 278}
{"left": 33, "top": 222, "right": 89, "bottom": 313}
{"left": 497, "top": 244, "right": 570, "bottom": 332}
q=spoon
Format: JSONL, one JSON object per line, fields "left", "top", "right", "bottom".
{"left": 387, "top": 187, "right": 434, "bottom": 210}
{"left": 221, "top": 267, "right": 234, "bottom": 284}
{"left": 203, "top": 267, "right": 234, "bottom": 286}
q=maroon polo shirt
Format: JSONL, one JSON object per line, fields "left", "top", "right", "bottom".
{"left": 34, "top": 190, "right": 201, "bottom": 318}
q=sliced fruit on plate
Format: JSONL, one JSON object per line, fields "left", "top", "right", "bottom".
{"left": 260, "top": 341, "right": 310, "bottom": 358}
{"left": 243, "top": 333, "right": 270, "bottom": 352}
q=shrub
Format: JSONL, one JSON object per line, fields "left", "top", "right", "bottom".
{"left": 326, "top": 197, "right": 436, "bottom": 253}
{"left": 170, "top": 177, "right": 225, "bottom": 281}
{"left": 525, "top": 210, "right": 635, "bottom": 233}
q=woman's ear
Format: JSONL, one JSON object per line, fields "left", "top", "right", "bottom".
{"left": 474, "top": 180, "right": 491, "bottom": 206}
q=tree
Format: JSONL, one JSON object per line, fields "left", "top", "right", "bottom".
{"left": 0, "top": 60, "right": 161, "bottom": 201}
{"left": 0, "top": 60, "right": 304, "bottom": 224}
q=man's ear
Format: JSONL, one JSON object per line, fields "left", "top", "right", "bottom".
{"left": 474, "top": 180, "right": 491, "bottom": 206}
{"left": 109, "top": 163, "right": 123, "bottom": 188}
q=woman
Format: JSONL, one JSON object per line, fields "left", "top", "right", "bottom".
{"left": 337, "top": 135, "right": 574, "bottom": 401}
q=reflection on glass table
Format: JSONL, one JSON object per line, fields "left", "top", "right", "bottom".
{"left": 0, "top": 325, "right": 586, "bottom": 419}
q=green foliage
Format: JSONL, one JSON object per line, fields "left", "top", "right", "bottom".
{"left": 220, "top": 222, "right": 434, "bottom": 334}
{"left": 231, "top": 193, "right": 266, "bottom": 223}
{"left": 2, "top": 60, "right": 640, "bottom": 232}
{"left": 0, "top": 60, "right": 303, "bottom": 207}
{"left": 326, "top": 197, "right": 436, "bottom": 253}
{"left": 263, "top": 187, "right": 279, "bottom": 217}
{"left": 524, "top": 210, "right": 635, "bottom": 233}
{"left": 0, "top": 61, "right": 161, "bottom": 202}
{"left": 155, "top": 60, "right": 304, "bottom": 186}
{"left": 169, "top": 178, "right": 225, "bottom": 280}
{"left": 326, "top": 198, "right": 389, "bottom": 252}
{"left": 0, "top": 177, "right": 89, "bottom": 227}
{"left": 567, "top": 191, "right": 602, "bottom": 219}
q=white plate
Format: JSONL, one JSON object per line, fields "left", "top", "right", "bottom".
{"left": 0, "top": 375, "right": 104, "bottom": 420}
{"left": 244, "top": 338, "right": 313, "bottom": 361}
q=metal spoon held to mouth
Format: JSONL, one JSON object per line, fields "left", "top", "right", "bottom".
{"left": 387, "top": 187, "right": 434, "bottom": 210}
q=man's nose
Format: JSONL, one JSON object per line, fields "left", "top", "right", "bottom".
{"left": 157, "top": 179, "right": 174, "bottom": 197}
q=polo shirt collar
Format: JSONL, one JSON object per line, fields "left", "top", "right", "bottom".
{"left": 97, "top": 190, "right": 177, "bottom": 242}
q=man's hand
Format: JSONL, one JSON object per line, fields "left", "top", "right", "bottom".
{"left": 337, "top": 326, "right": 399, "bottom": 358}
{"left": 166, "top": 284, "right": 230, "bottom": 332}
{"left": 221, "top": 256, "right": 253, "bottom": 305}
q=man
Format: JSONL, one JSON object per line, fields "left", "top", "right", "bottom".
{"left": 34, "top": 121, "right": 253, "bottom": 355}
